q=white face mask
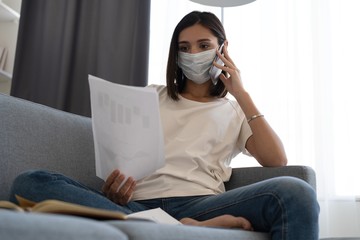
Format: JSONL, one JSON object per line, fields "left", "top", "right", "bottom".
{"left": 178, "top": 49, "right": 216, "bottom": 85}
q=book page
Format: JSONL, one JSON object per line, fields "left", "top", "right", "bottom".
{"left": 2, "top": 196, "right": 179, "bottom": 224}
{"left": 128, "top": 208, "right": 181, "bottom": 225}
{"left": 31, "top": 200, "right": 127, "bottom": 220}
{"left": 88, "top": 75, "right": 165, "bottom": 181}
{"left": 0, "top": 200, "right": 23, "bottom": 212}
{"left": 16, "top": 195, "right": 127, "bottom": 220}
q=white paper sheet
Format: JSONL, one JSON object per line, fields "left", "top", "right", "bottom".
{"left": 88, "top": 75, "right": 165, "bottom": 181}
{"left": 127, "top": 208, "right": 181, "bottom": 225}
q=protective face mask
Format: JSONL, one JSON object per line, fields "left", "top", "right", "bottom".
{"left": 178, "top": 49, "right": 216, "bottom": 85}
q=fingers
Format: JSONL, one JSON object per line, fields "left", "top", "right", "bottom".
{"left": 215, "top": 44, "right": 236, "bottom": 70}
{"left": 213, "top": 43, "right": 245, "bottom": 94}
{"left": 222, "top": 44, "right": 236, "bottom": 67}
{"left": 116, "top": 177, "right": 136, "bottom": 205}
{"left": 213, "top": 49, "right": 239, "bottom": 78}
{"left": 101, "top": 169, "right": 136, "bottom": 205}
{"left": 102, "top": 169, "right": 120, "bottom": 194}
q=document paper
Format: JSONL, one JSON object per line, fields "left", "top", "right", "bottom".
{"left": 89, "top": 75, "right": 165, "bottom": 181}
{"left": 128, "top": 208, "right": 181, "bottom": 225}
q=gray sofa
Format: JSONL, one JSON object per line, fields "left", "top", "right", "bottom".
{"left": 0, "top": 93, "right": 317, "bottom": 240}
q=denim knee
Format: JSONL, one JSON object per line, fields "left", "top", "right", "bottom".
{"left": 272, "top": 176, "right": 320, "bottom": 219}
{"left": 9, "top": 170, "right": 54, "bottom": 203}
{"left": 270, "top": 176, "right": 320, "bottom": 239}
{"left": 282, "top": 176, "right": 317, "bottom": 201}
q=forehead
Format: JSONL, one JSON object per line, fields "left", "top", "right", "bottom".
{"left": 178, "top": 23, "right": 217, "bottom": 43}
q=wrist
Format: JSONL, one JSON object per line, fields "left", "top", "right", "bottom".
{"left": 247, "top": 113, "right": 264, "bottom": 123}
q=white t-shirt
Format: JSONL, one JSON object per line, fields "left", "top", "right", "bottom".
{"left": 132, "top": 85, "right": 252, "bottom": 200}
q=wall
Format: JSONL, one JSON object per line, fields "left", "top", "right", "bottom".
{"left": 0, "top": 0, "right": 21, "bottom": 94}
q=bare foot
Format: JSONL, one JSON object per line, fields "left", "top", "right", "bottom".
{"left": 180, "top": 215, "right": 253, "bottom": 231}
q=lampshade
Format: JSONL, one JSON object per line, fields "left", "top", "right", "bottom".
{"left": 189, "top": 0, "right": 256, "bottom": 7}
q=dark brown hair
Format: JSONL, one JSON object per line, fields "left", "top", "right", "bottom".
{"left": 166, "top": 11, "right": 227, "bottom": 100}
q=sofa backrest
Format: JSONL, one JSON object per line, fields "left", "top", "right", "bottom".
{"left": 0, "top": 94, "right": 103, "bottom": 200}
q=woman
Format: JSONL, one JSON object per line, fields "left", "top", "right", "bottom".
{"left": 10, "top": 11, "right": 319, "bottom": 239}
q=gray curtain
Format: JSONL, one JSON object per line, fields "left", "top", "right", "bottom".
{"left": 11, "top": 0, "right": 150, "bottom": 117}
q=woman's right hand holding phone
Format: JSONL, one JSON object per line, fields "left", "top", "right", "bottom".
{"left": 101, "top": 169, "right": 136, "bottom": 205}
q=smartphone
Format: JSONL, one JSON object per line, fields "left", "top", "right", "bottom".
{"left": 209, "top": 43, "right": 225, "bottom": 85}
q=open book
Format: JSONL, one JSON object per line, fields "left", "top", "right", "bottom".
{"left": 0, "top": 195, "right": 180, "bottom": 225}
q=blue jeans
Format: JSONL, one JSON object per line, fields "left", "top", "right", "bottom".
{"left": 9, "top": 170, "right": 319, "bottom": 240}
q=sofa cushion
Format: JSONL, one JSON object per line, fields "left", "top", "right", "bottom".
{"left": 0, "top": 210, "right": 128, "bottom": 240}
{"left": 108, "top": 220, "right": 269, "bottom": 240}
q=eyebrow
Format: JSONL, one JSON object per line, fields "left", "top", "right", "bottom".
{"left": 178, "top": 38, "right": 212, "bottom": 44}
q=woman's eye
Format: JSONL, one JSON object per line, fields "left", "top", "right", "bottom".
{"left": 200, "top": 44, "right": 210, "bottom": 50}
{"left": 178, "top": 46, "right": 189, "bottom": 52}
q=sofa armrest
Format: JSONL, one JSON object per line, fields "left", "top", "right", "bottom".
{"left": 224, "top": 165, "right": 317, "bottom": 191}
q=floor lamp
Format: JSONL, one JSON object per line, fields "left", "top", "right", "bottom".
{"left": 189, "top": 0, "right": 256, "bottom": 23}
